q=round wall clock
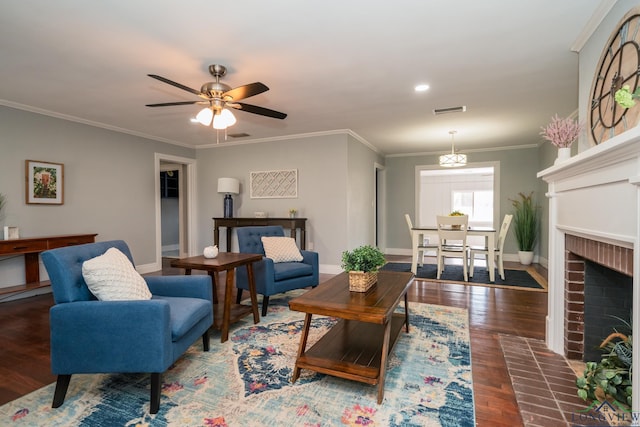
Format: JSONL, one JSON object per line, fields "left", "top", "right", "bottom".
{"left": 589, "top": 7, "right": 640, "bottom": 145}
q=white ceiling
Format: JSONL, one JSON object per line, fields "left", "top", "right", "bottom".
{"left": 0, "top": 1, "right": 606, "bottom": 155}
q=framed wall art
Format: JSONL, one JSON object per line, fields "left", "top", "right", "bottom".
{"left": 250, "top": 169, "right": 298, "bottom": 199}
{"left": 25, "top": 160, "right": 64, "bottom": 205}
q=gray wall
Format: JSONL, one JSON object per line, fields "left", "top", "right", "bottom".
{"left": 0, "top": 106, "right": 194, "bottom": 287}
{"left": 195, "top": 132, "right": 382, "bottom": 271}
{"left": 347, "top": 136, "right": 385, "bottom": 249}
{"left": 385, "top": 146, "right": 542, "bottom": 258}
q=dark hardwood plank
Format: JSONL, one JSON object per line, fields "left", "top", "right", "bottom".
{"left": 0, "top": 259, "right": 547, "bottom": 427}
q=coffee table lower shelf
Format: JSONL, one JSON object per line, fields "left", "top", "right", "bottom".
{"left": 294, "top": 313, "right": 407, "bottom": 386}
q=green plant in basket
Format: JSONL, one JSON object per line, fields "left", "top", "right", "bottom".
{"left": 577, "top": 316, "right": 632, "bottom": 409}
{"left": 449, "top": 210, "right": 465, "bottom": 216}
{"left": 341, "top": 245, "right": 386, "bottom": 273}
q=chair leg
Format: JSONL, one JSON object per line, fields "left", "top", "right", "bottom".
{"left": 436, "top": 255, "right": 442, "bottom": 279}
{"left": 469, "top": 252, "right": 475, "bottom": 278}
{"left": 236, "top": 289, "right": 243, "bottom": 304}
{"left": 498, "top": 254, "right": 505, "bottom": 280}
{"left": 202, "top": 329, "right": 210, "bottom": 351}
{"left": 52, "top": 374, "right": 71, "bottom": 408}
{"left": 150, "top": 373, "right": 161, "bottom": 414}
{"left": 261, "top": 296, "right": 270, "bottom": 317}
{"left": 462, "top": 253, "right": 468, "bottom": 281}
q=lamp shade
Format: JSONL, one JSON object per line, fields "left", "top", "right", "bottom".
{"left": 213, "top": 108, "right": 237, "bottom": 130}
{"left": 196, "top": 107, "right": 214, "bottom": 126}
{"left": 217, "top": 177, "right": 240, "bottom": 194}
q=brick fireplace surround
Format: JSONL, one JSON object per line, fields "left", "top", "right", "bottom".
{"left": 564, "top": 234, "right": 633, "bottom": 360}
{"left": 538, "top": 126, "right": 640, "bottom": 411}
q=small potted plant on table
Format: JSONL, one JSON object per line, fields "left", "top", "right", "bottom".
{"left": 449, "top": 210, "right": 465, "bottom": 229}
{"left": 341, "top": 245, "right": 386, "bottom": 292}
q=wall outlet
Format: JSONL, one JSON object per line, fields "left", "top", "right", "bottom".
{"left": 308, "top": 242, "right": 314, "bottom": 250}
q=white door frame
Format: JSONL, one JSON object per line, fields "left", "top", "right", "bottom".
{"left": 155, "top": 153, "right": 197, "bottom": 267}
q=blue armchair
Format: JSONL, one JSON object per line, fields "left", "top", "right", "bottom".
{"left": 41, "top": 240, "right": 213, "bottom": 414}
{"left": 235, "top": 226, "right": 319, "bottom": 316}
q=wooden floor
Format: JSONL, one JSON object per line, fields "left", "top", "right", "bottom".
{"left": 0, "top": 258, "right": 548, "bottom": 427}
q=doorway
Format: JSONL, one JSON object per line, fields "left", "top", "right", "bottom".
{"left": 155, "top": 154, "right": 196, "bottom": 268}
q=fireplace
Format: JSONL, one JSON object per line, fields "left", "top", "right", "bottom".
{"left": 538, "top": 126, "right": 640, "bottom": 410}
{"left": 563, "top": 234, "right": 633, "bottom": 361}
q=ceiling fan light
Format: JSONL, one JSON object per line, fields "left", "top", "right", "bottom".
{"left": 213, "top": 108, "right": 236, "bottom": 129}
{"left": 221, "top": 108, "right": 236, "bottom": 126}
{"left": 196, "top": 107, "right": 213, "bottom": 126}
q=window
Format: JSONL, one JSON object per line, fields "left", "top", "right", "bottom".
{"left": 452, "top": 190, "right": 493, "bottom": 223}
{"left": 417, "top": 165, "right": 496, "bottom": 229}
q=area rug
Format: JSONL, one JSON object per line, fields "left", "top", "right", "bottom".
{"left": 380, "top": 262, "right": 545, "bottom": 290}
{"left": 0, "top": 293, "right": 475, "bottom": 427}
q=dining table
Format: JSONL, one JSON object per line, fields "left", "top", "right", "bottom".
{"left": 411, "top": 226, "right": 497, "bottom": 282}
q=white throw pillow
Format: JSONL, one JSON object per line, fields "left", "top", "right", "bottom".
{"left": 261, "top": 236, "right": 303, "bottom": 263}
{"left": 82, "top": 247, "right": 152, "bottom": 301}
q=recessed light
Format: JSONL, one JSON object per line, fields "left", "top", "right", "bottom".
{"left": 414, "top": 84, "right": 430, "bottom": 92}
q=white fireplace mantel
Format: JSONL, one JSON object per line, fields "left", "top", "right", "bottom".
{"left": 538, "top": 126, "right": 640, "bottom": 411}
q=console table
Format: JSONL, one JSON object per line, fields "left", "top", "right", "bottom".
{"left": 213, "top": 217, "right": 307, "bottom": 251}
{"left": 0, "top": 234, "right": 97, "bottom": 290}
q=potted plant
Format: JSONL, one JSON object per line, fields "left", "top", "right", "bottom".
{"left": 540, "top": 114, "right": 583, "bottom": 164}
{"left": 449, "top": 210, "right": 465, "bottom": 229}
{"left": 341, "top": 245, "right": 386, "bottom": 292}
{"left": 577, "top": 317, "right": 632, "bottom": 409}
{"left": 510, "top": 192, "right": 539, "bottom": 265}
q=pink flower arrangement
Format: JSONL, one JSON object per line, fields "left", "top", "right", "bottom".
{"left": 540, "top": 115, "right": 583, "bottom": 148}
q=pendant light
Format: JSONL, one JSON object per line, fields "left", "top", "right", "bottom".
{"left": 439, "top": 130, "right": 467, "bottom": 167}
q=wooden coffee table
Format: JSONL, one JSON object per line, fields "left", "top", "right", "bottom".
{"left": 170, "top": 253, "right": 262, "bottom": 342}
{"left": 289, "top": 270, "right": 414, "bottom": 403}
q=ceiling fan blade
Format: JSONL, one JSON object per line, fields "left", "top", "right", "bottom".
{"left": 223, "top": 82, "right": 269, "bottom": 101}
{"left": 235, "top": 102, "right": 287, "bottom": 119}
{"left": 147, "top": 74, "right": 203, "bottom": 97}
{"left": 145, "top": 100, "right": 202, "bottom": 107}
{"left": 235, "top": 103, "right": 287, "bottom": 119}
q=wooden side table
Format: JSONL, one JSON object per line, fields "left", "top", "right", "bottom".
{"left": 170, "top": 253, "right": 262, "bottom": 342}
{"left": 0, "top": 233, "right": 97, "bottom": 294}
{"left": 212, "top": 217, "right": 307, "bottom": 251}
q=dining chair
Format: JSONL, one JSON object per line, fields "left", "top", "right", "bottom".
{"left": 435, "top": 214, "right": 469, "bottom": 281}
{"left": 404, "top": 214, "right": 438, "bottom": 274}
{"left": 470, "top": 214, "right": 513, "bottom": 280}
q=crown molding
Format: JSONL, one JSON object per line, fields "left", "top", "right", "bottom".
{"left": 570, "top": 0, "right": 616, "bottom": 52}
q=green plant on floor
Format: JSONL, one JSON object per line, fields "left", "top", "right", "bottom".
{"left": 510, "top": 192, "right": 540, "bottom": 251}
{"left": 577, "top": 316, "right": 632, "bottom": 408}
{"left": 341, "top": 245, "right": 386, "bottom": 273}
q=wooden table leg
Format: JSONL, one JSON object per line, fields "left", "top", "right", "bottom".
{"left": 377, "top": 320, "right": 393, "bottom": 404}
{"left": 220, "top": 268, "right": 235, "bottom": 343}
{"left": 291, "top": 313, "right": 312, "bottom": 383}
{"left": 207, "top": 271, "right": 219, "bottom": 304}
{"left": 404, "top": 293, "right": 410, "bottom": 333}
{"left": 246, "top": 263, "right": 260, "bottom": 324}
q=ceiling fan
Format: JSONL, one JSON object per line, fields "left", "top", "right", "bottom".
{"left": 146, "top": 64, "right": 287, "bottom": 130}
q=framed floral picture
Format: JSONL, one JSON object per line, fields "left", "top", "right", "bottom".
{"left": 25, "top": 160, "right": 64, "bottom": 205}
